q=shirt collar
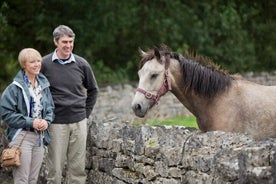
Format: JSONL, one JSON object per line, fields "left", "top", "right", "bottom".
{"left": 52, "top": 49, "right": 76, "bottom": 64}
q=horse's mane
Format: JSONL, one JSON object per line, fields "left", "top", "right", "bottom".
{"left": 139, "top": 45, "right": 234, "bottom": 98}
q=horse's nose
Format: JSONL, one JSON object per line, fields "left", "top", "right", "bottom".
{"left": 132, "top": 102, "right": 147, "bottom": 117}
{"left": 132, "top": 103, "right": 142, "bottom": 112}
{"left": 132, "top": 103, "right": 145, "bottom": 117}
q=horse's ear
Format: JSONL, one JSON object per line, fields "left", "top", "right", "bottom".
{"left": 138, "top": 48, "right": 147, "bottom": 57}
{"left": 154, "top": 47, "right": 161, "bottom": 61}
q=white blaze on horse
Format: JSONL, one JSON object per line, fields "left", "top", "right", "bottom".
{"left": 131, "top": 45, "right": 276, "bottom": 140}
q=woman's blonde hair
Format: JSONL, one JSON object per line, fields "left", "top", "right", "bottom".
{"left": 18, "top": 48, "right": 42, "bottom": 68}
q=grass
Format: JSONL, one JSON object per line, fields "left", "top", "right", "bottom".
{"left": 134, "top": 116, "right": 199, "bottom": 129}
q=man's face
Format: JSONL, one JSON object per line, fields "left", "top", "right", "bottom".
{"left": 54, "top": 35, "right": 74, "bottom": 59}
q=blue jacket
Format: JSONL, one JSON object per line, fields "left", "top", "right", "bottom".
{"left": 0, "top": 70, "right": 55, "bottom": 145}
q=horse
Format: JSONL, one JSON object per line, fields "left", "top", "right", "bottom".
{"left": 131, "top": 45, "right": 276, "bottom": 140}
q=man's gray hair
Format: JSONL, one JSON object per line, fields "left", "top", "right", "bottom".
{"left": 53, "top": 25, "right": 75, "bottom": 41}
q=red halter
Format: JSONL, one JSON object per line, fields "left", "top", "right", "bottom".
{"left": 136, "top": 55, "right": 172, "bottom": 104}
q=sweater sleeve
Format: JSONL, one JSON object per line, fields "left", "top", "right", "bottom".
{"left": 82, "top": 60, "right": 99, "bottom": 118}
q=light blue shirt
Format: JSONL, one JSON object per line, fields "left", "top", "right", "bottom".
{"left": 51, "top": 49, "right": 76, "bottom": 64}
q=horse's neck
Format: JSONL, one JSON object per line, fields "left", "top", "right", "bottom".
{"left": 171, "top": 87, "right": 210, "bottom": 116}
{"left": 170, "top": 62, "right": 216, "bottom": 130}
{"left": 169, "top": 60, "right": 213, "bottom": 122}
{"left": 171, "top": 86, "right": 216, "bottom": 131}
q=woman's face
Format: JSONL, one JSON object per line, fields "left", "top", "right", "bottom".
{"left": 23, "top": 57, "right": 41, "bottom": 78}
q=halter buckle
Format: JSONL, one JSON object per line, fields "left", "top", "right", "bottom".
{"left": 145, "top": 92, "right": 153, "bottom": 99}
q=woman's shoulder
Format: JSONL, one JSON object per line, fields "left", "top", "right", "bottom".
{"left": 3, "top": 71, "right": 24, "bottom": 92}
{"left": 1, "top": 82, "right": 20, "bottom": 99}
{"left": 37, "top": 73, "right": 50, "bottom": 87}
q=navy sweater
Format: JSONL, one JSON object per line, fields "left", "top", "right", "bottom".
{"left": 41, "top": 53, "right": 98, "bottom": 124}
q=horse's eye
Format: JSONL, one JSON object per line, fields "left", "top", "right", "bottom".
{"left": 151, "top": 74, "right": 158, "bottom": 80}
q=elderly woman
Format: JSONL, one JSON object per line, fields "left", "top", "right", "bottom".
{"left": 0, "top": 48, "right": 55, "bottom": 183}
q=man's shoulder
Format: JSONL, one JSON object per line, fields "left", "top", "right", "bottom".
{"left": 73, "top": 54, "right": 90, "bottom": 66}
{"left": 73, "top": 54, "right": 86, "bottom": 62}
{"left": 42, "top": 53, "right": 53, "bottom": 62}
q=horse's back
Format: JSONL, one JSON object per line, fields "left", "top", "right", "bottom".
{"left": 238, "top": 80, "right": 276, "bottom": 105}
{"left": 214, "top": 80, "right": 276, "bottom": 139}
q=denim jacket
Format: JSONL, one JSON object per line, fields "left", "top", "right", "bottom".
{"left": 0, "top": 70, "right": 55, "bottom": 145}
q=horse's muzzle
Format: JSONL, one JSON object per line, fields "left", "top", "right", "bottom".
{"left": 132, "top": 103, "right": 147, "bottom": 117}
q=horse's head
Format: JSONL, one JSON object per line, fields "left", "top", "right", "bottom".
{"left": 132, "top": 47, "right": 171, "bottom": 117}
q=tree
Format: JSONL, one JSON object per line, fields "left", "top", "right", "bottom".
{"left": 0, "top": 0, "right": 275, "bottom": 91}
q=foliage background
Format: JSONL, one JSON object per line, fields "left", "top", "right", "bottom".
{"left": 0, "top": 0, "right": 275, "bottom": 90}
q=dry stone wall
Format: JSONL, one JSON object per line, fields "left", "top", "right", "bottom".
{"left": 85, "top": 120, "right": 275, "bottom": 184}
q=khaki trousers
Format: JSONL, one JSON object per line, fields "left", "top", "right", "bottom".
{"left": 11, "top": 131, "right": 45, "bottom": 184}
{"left": 46, "top": 118, "right": 87, "bottom": 184}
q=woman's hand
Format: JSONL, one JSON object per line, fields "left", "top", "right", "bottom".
{"left": 33, "top": 119, "right": 48, "bottom": 131}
